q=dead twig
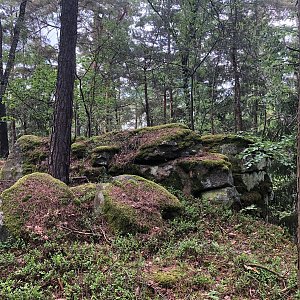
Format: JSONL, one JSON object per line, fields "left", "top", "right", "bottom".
{"left": 59, "top": 225, "right": 111, "bottom": 243}
{"left": 57, "top": 278, "right": 64, "bottom": 292}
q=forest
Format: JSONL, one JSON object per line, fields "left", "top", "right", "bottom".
{"left": 1, "top": 0, "right": 300, "bottom": 299}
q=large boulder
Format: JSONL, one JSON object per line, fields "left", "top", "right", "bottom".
{"left": 0, "top": 173, "right": 103, "bottom": 240}
{"left": 0, "top": 173, "right": 73, "bottom": 238}
{"left": 99, "top": 175, "right": 182, "bottom": 234}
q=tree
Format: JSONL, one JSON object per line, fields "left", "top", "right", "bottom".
{"left": 297, "top": 0, "right": 300, "bottom": 289}
{"left": 0, "top": 0, "right": 28, "bottom": 157}
{"left": 49, "top": 0, "right": 78, "bottom": 184}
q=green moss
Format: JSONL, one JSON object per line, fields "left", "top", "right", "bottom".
{"left": 102, "top": 189, "right": 143, "bottom": 234}
{"left": 152, "top": 268, "right": 185, "bottom": 288}
{"left": 113, "top": 175, "right": 182, "bottom": 213}
{"left": 108, "top": 163, "right": 143, "bottom": 176}
{"left": 17, "top": 135, "right": 44, "bottom": 151}
{"left": 74, "top": 136, "right": 88, "bottom": 142}
{"left": 136, "top": 129, "right": 201, "bottom": 162}
{"left": 1, "top": 172, "right": 72, "bottom": 238}
{"left": 90, "top": 145, "right": 120, "bottom": 167}
{"left": 88, "top": 132, "right": 120, "bottom": 146}
{"left": 134, "top": 123, "right": 188, "bottom": 134}
{"left": 200, "top": 134, "right": 253, "bottom": 145}
{"left": 71, "top": 183, "right": 97, "bottom": 205}
{"left": 102, "top": 175, "right": 181, "bottom": 234}
{"left": 201, "top": 158, "right": 231, "bottom": 170}
{"left": 177, "top": 154, "right": 231, "bottom": 172}
{"left": 201, "top": 134, "right": 250, "bottom": 153}
{"left": 71, "top": 141, "right": 87, "bottom": 159}
{"left": 14, "top": 135, "right": 49, "bottom": 176}
{"left": 192, "top": 274, "right": 213, "bottom": 289}
{"left": 81, "top": 166, "right": 106, "bottom": 182}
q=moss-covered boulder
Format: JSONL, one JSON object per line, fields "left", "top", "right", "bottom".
{"left": 71, "top": 140, "right": 88, "bottom": 159}
{"left": 0, "top": 174, "right": 106, "bottom": 240}
{"left": 133, "top": 126, "right": 202, "bottom": 165}
{"left": 0, "top": 173, "right": 73, "bottom": 238}
{"left": 175, "top": 153, "right": 233, "bottom": 196}
{"left": 1, "top": 135, "right": 49, "bottom": 180}
{"left": 101, "top": 175, "right": 182, "bottom": 234}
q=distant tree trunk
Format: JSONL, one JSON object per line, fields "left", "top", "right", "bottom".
{"left": 77, "top": 74, "right": 92, "bottom": 137}
{"left": 181, "top": 52, "right": 191, "bottom": 127}
{"left": 297, "top": 0, "right": 300, "bottom": 289}
{"left": 190, "top": 74, "right": 195, "bottom": 131}
{"left": 210, "top": 68, "right": 217, "bottom": 135}
{"left": 143, "top": 65, "right": 151, "bottom": 126}
{"left": 0, "top": 0, "right": 28, "bottom": 157}
{"left": 49, "top": 0, "right": 78, "bottom": 184}
{"left": 169, "top": 88, "right": 174, "bottom": 121}
{"left": 231, "top": 0, "right": 243, "bottom": 132}
{"left": 163, "top": 88, "right": 167, "bottom": 124}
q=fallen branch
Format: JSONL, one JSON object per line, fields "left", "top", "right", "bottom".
{"left": 244, "top": 263, "right": 285, "bottom": 280}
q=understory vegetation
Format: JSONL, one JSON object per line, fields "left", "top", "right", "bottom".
{"left": 0, "top": 191, "right": 298, "bottom": 300}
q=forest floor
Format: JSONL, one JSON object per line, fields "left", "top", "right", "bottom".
{"left": 0, "top": 189, "right": 298, "bottom": 300}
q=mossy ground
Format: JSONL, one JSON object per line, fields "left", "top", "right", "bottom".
{"left": 0, "top": 190, "right": 297, "bottom": 299}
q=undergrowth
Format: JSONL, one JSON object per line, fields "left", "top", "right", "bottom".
{"left": 0, "top": 190, "right": 297, "bottom": 299}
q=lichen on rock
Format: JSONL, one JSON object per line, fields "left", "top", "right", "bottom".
{"left": 201, "top": 187, "right": 240, "bottom": 206}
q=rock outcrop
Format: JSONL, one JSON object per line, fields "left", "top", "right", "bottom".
{"left": 200, "top": 134, "right": 273, "bottom": 215}
{"left": 0, "top": 124, "right": 273, "bottom": 213}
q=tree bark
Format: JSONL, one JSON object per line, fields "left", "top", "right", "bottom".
{"left": 144, "top": 64, "right": 151, "bottom": 127}
{"left": 0, "top": 0, "right": 27, "bottom": 157}
{"left": 297, "top": 0, "right": 300, "bottom": 289}
{"left": 163, "top": 88, "right": 167, "bottom": 124}
{"left": 49, "top": 0, "right": 78, "bottom": 184}
{"left": 231, "top": 0, "right": 243, "bottom": 132}
{"left": 169, "top": 88, "right": 174, "bottom": 121}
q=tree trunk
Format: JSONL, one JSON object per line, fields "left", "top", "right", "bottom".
{"left": 181, "top": 53, "right": 190, "bottom": 127}
{"left": 0, "top": 0, "right": 28, "bottom": 157}
{"left": 190, "top": 74, "right": 195, "bottom": 131}
{"left": 49, "top": 0, "right": 78, "bottom": 184}
{"left": 144, "top": 65, "right": 151, "bottom": 127}
{"left": 169, "top": 88, "right": 174, "bottom": 121}
{"left": 231, "top": 0, "right": 243, "bottom": 132}
{"left": 163, "top": 88, "right": 167, "bottom": 124}
{"left": 297, "top": 0, "right": 300, "bottom": 289}
{"left": 210, "top": 63, "right": 218, "bottom": 135}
